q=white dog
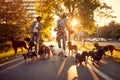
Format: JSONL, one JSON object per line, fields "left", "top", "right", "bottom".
{"left": 49, "top": 45, "right": 67, "bottom": 62}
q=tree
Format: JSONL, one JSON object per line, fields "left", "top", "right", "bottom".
{"left": 36, "top": 0, "right": 54, "bottom": 39}
{"left": 0, "top": 0, "right": 31, "bottom": 38}
{"left": 0, "top": 0, "right": 31, "bottom": 52}
{"left": 97, "top": 21, "right": 120, "bottom": 39}
{"left": 35, "top": 0, "right": 113, "bottom": 40}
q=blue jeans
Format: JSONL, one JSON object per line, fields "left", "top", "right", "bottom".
{"left": 57, "top": 36, "right": 66, "bottom": 50}
{"left": 31, "top": 32, "right": 40, "bottom": 52}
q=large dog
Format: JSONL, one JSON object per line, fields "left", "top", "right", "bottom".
{"left": 49, "top": 45, "right": 67, "bottom": 62}
{"left": 24, "top": 37, "right": 37, "bottom": 52}
{"left": 90, "top": 48, "right": 106, "bottom": 64}
{"left": 68, "top": 42, "right": 77, "bottom": 55}
{"left": 22, "top": 51, "right": 37, "bottom": 63}
{"left": 38, "top": 44, "right": 50, "bottom": 59}
{"left": 75, "top": 51, "right": 88, "bottom": 65}
{"left": 94, "top": 43, "right": 120, "bottom": 56}
{"left": 10, "top": 37, "right": 28, "bottom": 55}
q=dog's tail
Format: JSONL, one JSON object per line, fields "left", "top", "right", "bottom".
{"left": 114, "top": 47, "right": 120, "bottom": 51}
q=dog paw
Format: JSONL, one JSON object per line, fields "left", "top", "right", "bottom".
{"left": 51, "top": 60, "right": 54, "bottom": 63}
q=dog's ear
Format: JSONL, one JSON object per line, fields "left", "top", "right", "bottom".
{"left": 24, "top": 37, "right": 30, "bottom": 42}
{"left": 49, "top": 45, "right": 54, "bottom": 47}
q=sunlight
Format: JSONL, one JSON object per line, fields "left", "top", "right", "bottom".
{"left": 87, "top": 64, "right": 99, "bottom": 80}
{"left": 51, "top": 27, "right": 56, "bottom": 38}
{"left": 56, "top": 58, "right": 67, "bottom": 80}
{"left": 71, "top": 19, "right": 78, "bottom": 27}
{"left": 67, "top": 65, "right": 78, "bottom": 80}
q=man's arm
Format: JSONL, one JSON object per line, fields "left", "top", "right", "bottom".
{"left": 37, "top": 22, "right": 43, "bottom": 30}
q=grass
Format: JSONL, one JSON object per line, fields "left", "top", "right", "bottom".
{"left": 0, "top": 41, "right": 120, "bottom": 63}
{"left": 77, "top": 43, "right": 120, "bottom": 63}
{"left": 0, "top": 49, "right": 27, "bottom": 63}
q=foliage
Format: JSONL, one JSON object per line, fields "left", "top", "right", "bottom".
{"left": 97, "top": 21, "right": 120, "bottom": 39}
{"left": 0, "top": 0, "right": 31, "bottom": 52}
{"left": 36, "top": 0, "right": 54, "bottom": 39}
{"left": 0, "top": 24, "right": 21, "bottom": 52}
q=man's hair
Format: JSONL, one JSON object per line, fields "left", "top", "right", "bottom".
{"left": 37, "top": 16, "right": 42, "bottom": 20}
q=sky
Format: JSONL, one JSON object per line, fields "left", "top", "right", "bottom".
{"left": 95, "top": 0, "right": 120, "bottom": 26}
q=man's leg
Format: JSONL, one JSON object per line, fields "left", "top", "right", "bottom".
{"left": 63, "top": 37, "right": 66, "bottom": 50}
{"left": 30, "top": 32, "right": 35, "bottom": 42}
{"left": 36, "top": 32, "right": 40, "bottom": 53}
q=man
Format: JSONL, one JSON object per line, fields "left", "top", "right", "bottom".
{"left": 54, "top": 14, "right": 67, "bottom": 50}
{"left": 30, "top": 16, "right": 43, "bottom": 53}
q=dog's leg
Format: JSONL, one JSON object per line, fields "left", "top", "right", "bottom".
{"left": 109, "top": 49, "right": 113, "bottom": 56}
{"left": 20, "top": 47, "right": 23, "bottom": 52}
{"left": 25, "top": 59, "right": 27, "bottom": 63}
{"left": 14, "top": 48, "right": 17, "bottom": 56}
{"left": 31, "top": 57, "right": 35, "bottom": 64}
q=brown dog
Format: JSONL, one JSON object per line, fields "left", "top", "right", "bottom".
{"left": 68, "top": 42, "right": 77, "bottom": 55}
{"left": 38, "top": 44, "right": 50, "bottom": 59}
{"left": 10, "top": 37, "right": 28, "bottom": 55}
{"left": 94, "top": 43, "right": 120, "bottom": 56}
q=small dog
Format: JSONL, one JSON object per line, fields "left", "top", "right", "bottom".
{"left": 10, "top": 37, "right": 28, "bottom": 55}
{"left": 94, "top": 42, "right": 120, "bottom": 56}
{"left": 49, "top": 45, "right": 67, "bottom": 62}
{"left": 75, "top": 51, "right": 88, "bottom": 65}
{"left": 22, "top": 51, "right": 37, "bottom": 63}
{"left": 67, "top": 42, "right": 77, "bottom": 55}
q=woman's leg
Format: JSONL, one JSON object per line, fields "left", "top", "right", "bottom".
{"left": 58, "top": 38, "right": 61, "bottom": 48}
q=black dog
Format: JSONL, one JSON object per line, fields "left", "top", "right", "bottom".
{"left": 94, "top": 42, "right": 120, "bottom": 56}
{"left": 24, "top": 37, "right": 37, "bottom": 52}
{"left": 75, "top": 51, "right": 88, "bottom": 65}
{"left": 22, "top": 51, "right": 37, "bottom": 63}
{"left": 90, "top": 48, "right": 105, "bottom": 64}
{"left": 10, "top": 37, "right": 28, "bottom": 55}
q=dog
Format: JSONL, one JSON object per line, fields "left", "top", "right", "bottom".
{"left": 10, "top": 37, "right": 28, "bottom": 55}
{"left": 49, "top": 45, "right": 67, "bottom": 62}
{"left": 38, "top": 44, "right": 50, "bottom": 59}
{"left": 24, "top": 37, "right": 37, "bottom": 52}
{"left": 94, "top": 42, "right": 120, "bottom": 56}
{"left": 90, "top": 48, "right": 106, "bottom": 64}
{"left": 22, "top": 51, "right": 37, "bottom": 63}
{"left": 75, "top": 51, "right": 88, "bottom": 65}
{"left": 67, "top": 42, "right": 77, "bottom": 55}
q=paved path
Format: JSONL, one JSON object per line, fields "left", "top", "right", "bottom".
{"left": 0, "top": 55, "right": 120, "bottom": 80}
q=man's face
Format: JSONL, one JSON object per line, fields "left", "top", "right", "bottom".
{"left": 37, "top": 17, "right": 41, "bottom": 21}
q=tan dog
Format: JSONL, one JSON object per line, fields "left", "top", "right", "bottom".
{"left": 68, "top": 42, "right": 77, "bottom": 55}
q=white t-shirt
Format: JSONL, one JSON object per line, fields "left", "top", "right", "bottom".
{"left": 33, "top": 22, "right": 39, "bottom": 32}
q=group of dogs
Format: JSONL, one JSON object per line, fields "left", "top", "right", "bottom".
{"left": 10, "top": 37, "right": 120, "bottom": 64}
{"left": 10, "top": 37, "right": 68, "bottom": 63}
{"left": 75, "top": 42, "right": 120, "bottom": 65}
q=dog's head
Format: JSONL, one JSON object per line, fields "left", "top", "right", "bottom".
{"left": 67, "top": 42, "right": 72, "bottom": 46}
{"left": 24, "top": 37, "right": 30, "bottom": 42}
{"left": 96, "top": 48, "right": 105, "bottom": 56}
{"left": 94, "top": 43, "right": 99, "bottom": 47}
{"left": 81, "top": 51, "right": 88, "bottom": 57}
